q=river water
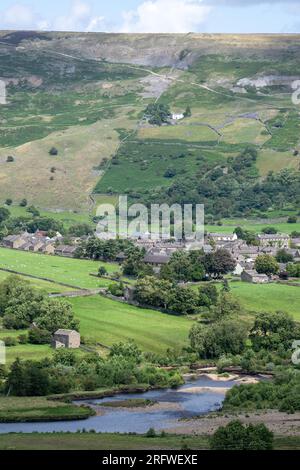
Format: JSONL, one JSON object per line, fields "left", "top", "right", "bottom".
{"left": 0, "top": 376, "right": 236, "bottom": 434}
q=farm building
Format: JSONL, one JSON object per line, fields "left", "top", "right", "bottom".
{"left": 2, "top": 234, "right": 27, "bottom": 249}
{"left": 52, "top": 330, "right": 81, "bottom": 349}
{"left": 143, "top": 253, "right": 170, "bottom": 272}
{"left": 55, "top": 245, "right": 77, "bottom": 258}
{"left": 241, "top": 270, "right": 269, "bottom": 284}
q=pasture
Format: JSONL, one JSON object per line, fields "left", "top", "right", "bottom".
{"left": 5, "top": 205, "right": 94, "bottom": 230}
{"left": 0, "top": 270, "right": 76, "bottom": 294}
{"left": 0, "top": 115, "right": 132, "bottom": 211}
{"left": 137, "top": 124, "right": 218, "bottom": 142}
{"left": 220, "top": 119, "right": 269, "bottom": 145}
{"left": 0, "top": 397, "right": 93, "bottom": 422}
{"left": 70, "top": 295, "right": 192, "bottom": 354}
{"left": 0, "top": 342, "right": 53, "bottom": 365}
{"left": 229, "top": 281, "right": 300, "bottom": 320}
{"left": 0, "top": 247, "right": 121, "bottom": 289}
{"left": 256, "top": 149, "right": 299, "bottom": 176}
{"left": 206, "top": 219, "right": 300, "bottom": 235}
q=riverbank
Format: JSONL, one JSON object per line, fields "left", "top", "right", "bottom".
{"left": 0, "top": 432, "right": 300, "bottom": 450}
{"left": 0, "top": 374, "right": 259, "bottom": 424}
{"left": 0, "top": 397, "right": 95, "bottom": 423}
{"left": 166, "top": 410, "right": 300, "bottom": 437}
{"left": 47, "top": 383, "right": 154, "bottom": 402}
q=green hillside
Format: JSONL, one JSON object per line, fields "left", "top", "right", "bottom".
{"left": 0, "top": 33, "right": 299, "bottom": 216}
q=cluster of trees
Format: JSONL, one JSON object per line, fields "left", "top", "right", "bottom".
{"left": 134, "top": 276, "right": 239, "bottom": 316}
{"left": 75, "top": 237, "right": 135, "bottom": 262}
{"left": 249, "top": 310, "right": 300, "bottom": 352}
{"left": 234, "top": 226, "right": 258, "bottom": 246}
{"left": 0, "top": 276, "right": 78, "bottom": 340}
{"left": 160, "top": 249, "right": 235, "bottom": 283}
{"left": 254, "top": 254, "right": 279, "bottom": 275}
{"left": 276, "top": 249, "right": 293, "bottom": 263}
{"left": 190, "top": 306, "right": 300, "bottom": 379}
{"left": 4, "top": 342, "right": 183, "bottom": 396}
{"left": 223, "top": 370, "right": 300, "bottom": 414}
{"left": 122, "top": 248, "right": 153, "bottom": 277}
{"left": 190, "top": 317, "right": 247, "bottom": 359}
{"left": 122, "top": 248, "right": 236, "bottom": 283}
{"left": 145, "top": 103, "right": 171, "bottom": 126}
{"left": 253, "top": 252, "right": 299, "bottom": 276}
{"left": 286, "top": 262, "right": 300, "bottom": 278}
{"left": 68, "top": 223, "right": 93, "bottom": 237}
{"left": 210, "top": 420, "right": 273, "bottom": 450}
{"left": 128, "top": 145, "right": 300, "bottom": 218}
{"left": 0, "top": 208, "right": 65, "bottom": 239}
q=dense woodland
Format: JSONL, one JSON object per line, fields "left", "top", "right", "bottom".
{"left": 123, "top": 147, "right": 300, "bottom": 219}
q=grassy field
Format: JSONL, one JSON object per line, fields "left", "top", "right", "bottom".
{"left": 0, "top": 42, "right": 147, "bottom": 210}
{"left": 205, "top": 220, "right": 300, "bottom": 234}
{"left": 0, "top": 247, "right": 121, "bottom": 289}
{"left": 0, "top": 432, "right": 299, "bottom": 450}
{"left": 137, "top": 124, "right": 218, "bottom": 142}
{"left": 0, "top": 342, "right": 53, "bottom": 364}
{"left": 70, "top": 295, "right": 192, "bottom": 353}
{"left": 0, "top": 432, "right": 209, "bottom": 450}
{"left": 230, "top": 281, "right": 300, "bottom": 320}
{"left": 220, "top": 119, "right": 269, "bottom": 145}
{"left": 0, "top": 115, "right": 133, "bottom": 211}
{"left": 0, "top": 269, "right": 76, "bottom": 294}
{"left": 0, "top": 397, "right": 93, "bottom": 423}
{"left": 256, "top": 149, "right": 299, "bottom": 176}
{"left": 0, "top": 35, "right": 299, "bottom": 215}
{"left": 5, "top": 205, "right": 94, "bottom": 230}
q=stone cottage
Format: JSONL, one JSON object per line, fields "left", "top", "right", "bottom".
{"left": 241, "top": 270, "right": 269, "bottom": 284}
{"left": 52, "top": 329, "right": 80, "bottom": 349}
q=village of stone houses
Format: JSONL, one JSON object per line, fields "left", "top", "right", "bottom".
{"left": 0, "top": 28, "right": 300, "bottom": 452}
{"left": 2, "top": 228, "right": 300, "bottom": 286}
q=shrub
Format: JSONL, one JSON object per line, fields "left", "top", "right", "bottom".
{"left": 3, "top": 336, "right": 18, "bottom": 347}
{"left": 28, "top": 328, "right": 52, "bottom": 345}
{"left": 146, "top": 428, "right": 157, "bottom": 438}
{"left": 109, "top": 341, "right": 142, "bottom": 364}
{"left": 49, "top": 147, "right": 58, "bottom": 156}
{"left": 189, "top": 319, "right": 248, "bottom": 359}
{"left": 262, "top": 226, "right": 277, "bottom": 234}
{"left": 108, "top": 282, "right": 124, "bottom": 297}
{"left": 164, "top": 168, "right": 177, "bottom": 178}
{"left": 210, "top": 420, "right": 273, "bottom": 450}
{"left": 98, "top": 266, "right": 108, "bottom": 277}
{"left": 18, "top": 334, "right": 28, "bottom": 344}
{"left": 19, "top": 198, "right": 27, "bottom": 207}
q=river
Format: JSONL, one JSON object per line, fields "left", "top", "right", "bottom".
{"left": 0, "top": 376, "right": 237, "bottom": 434}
